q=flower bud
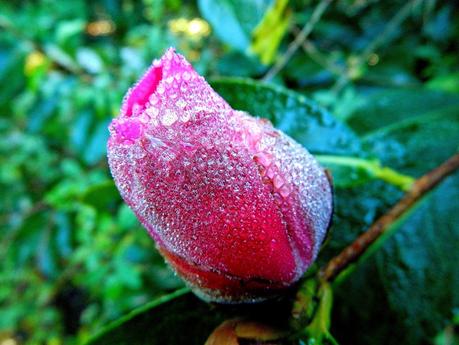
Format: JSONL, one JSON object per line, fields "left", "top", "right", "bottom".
{"left": 107, "top": 48, "right": 333, "bottom": 303}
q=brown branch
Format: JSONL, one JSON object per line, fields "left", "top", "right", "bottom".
{"left": 320, "top": 153, "right": 459, "bottom": 282}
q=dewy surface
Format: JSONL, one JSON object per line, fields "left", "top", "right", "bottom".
{"left": 107, "top": 48, "right": 333, "bottom": 302}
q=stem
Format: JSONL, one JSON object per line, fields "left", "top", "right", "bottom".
{"left": 320, "top": 152, "right": 459, "bottom": 282}
{"left": 300, "top": 283, "right": 339, "bottom": 344}
{"left": 262, "top": 0, "right": 334, "bottom": 82}
{"left": 316, "top": 155, "right": 415, "bottom": 191}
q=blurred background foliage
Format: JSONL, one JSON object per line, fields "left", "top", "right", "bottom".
{"left": 0, "top": 0, "right": 458, "bottom": 344}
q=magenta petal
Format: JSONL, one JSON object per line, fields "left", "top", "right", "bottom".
{"left": 123, "top": 65, "right": 162, "bottom": 117}
{"left": 107, "top": 48, "right": 333, "bottom": 303}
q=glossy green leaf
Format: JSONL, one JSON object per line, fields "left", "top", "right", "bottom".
{"left": 86, "top": 289, "right": 217, "bottom": 344}
{"left": 363, "top": 107, "right": 459, "bottom": 177}
{"left": 347, "top": 88, "right": 459, "bottom": 135}
{"left": 331, "top": 100, "right": 459, "bottom": 344}
{"left": 333, "top": 173, "right": 459, "bottom": 345}
{"left": 86, "top": 288, "right": 291, "bottom": 345}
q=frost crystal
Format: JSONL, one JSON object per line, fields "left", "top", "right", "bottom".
{"left": 107, "top": 48, "right": 333, "bottom": 303}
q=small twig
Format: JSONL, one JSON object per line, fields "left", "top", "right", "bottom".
{"left": 301, "top": 39, "right": 344, "bottom": 76}
{"left": 360, "top": 0, "right": 422, "bottom": 62}
{"left": 331, "top": 0, "right": 422, "bottom": 92}
{"left": 290, "top": 26, "right": 345, "bottom": 77}
{"left": 320, "top": 153, "right": 459, "bottom": 282}
{"left": 262, "top": 0, "right": 334, "bottom": 82}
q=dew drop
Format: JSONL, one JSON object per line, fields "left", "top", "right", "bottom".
{"left": 157, "top": 84, "right": 165, "bottom": 95}
{"left": 279, "top": 185, "right": 290, "bottom": 198}
{"left": 176, "top": 99, "right": 187, "bottom": 109}
{"left": 149, "top": 94, "right": 160, "bottom": 105}
{"left": 146, "top": 106, "right": 159, "bottom": 117}
{"left": 182, "top": 71, "right": 191, "bottom": 81}
{"left": 129, "top": 145, "right": 146, "bottom": 159}
{"left": 273, "top": 175, "right": 284, "bottom": 188}
{"left": 161, "top": 110, "right": 178, "bottom": 126}
{"left": 180, "top": 112, "right": 191, "bottom": 123}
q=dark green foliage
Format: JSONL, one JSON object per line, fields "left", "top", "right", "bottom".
{"left": 334, "top": 174, "right": 459, "bottom": 345}
{"left": 347, "top": 88, "right": 459, "bottom": 135}
{"left": 331, "top": 94, "right": 459, "bottom": 345}
{"left": 363, "top": 108, "right": 459, "bottom": 176}
{"left": 88, "top": 288, "right": 295, "bottom": 345}
{"left": 88, "top": 289, "right": 227, "bottom": 345}
{"left": 1, "top": 0, "right": 458, "bottom": 344}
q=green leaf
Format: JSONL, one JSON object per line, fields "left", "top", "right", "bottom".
{"left": 55, "top": 19, "right": 85, "bottom": 44}
{"left": 363, "top": 108, "right": 459, "bottom": 177}
{"left": 0, "top": 46, "right": 27, "bottom": 111}
{"left": 81, "top": 180, "right": 120, "bottom": 210}
{"left": 86, "top": 289, "right": 222, "bottom": 345}
{"left": 198, "top": 0, "right": 272, "bottom": 51}
{"left": 44, "top": 44, "right": 81, "bottom": 74}
{"left": 427, "top": 72, "right": 459, "bottom": 93}
{"left": 331, "top": 95, "right": 459, "bottom": 344}
{"left": 83, "top": 119, "right": 111, "bottom": 165}
{"left": 333, "top": 172, "right": 459, "bottom": 345}
{"left": 211, "top": 77, "right": 362, "bottom": 155}
{"left": 347, "top": 88, "right": 459, "bottom": 135}
{"left": 318, "top": 180, "right": 403, "bottom": 265}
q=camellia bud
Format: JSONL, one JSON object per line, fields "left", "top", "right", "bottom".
{"left": 107, "top": 48, "right": 333, "bottom": 303}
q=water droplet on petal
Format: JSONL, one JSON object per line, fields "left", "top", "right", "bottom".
{"left": 279, "top": 185, "right": 290, "bottom": 198}
{"left": 176, "top": 99, "right": 187, "bottom": 109}
{"left": 273, "top": 175, "right": 284, "bottom": 189}
{"left": 146, "top": 106, "right": 159, "bottom": 117}
{"left": 180, "top": 111, "right": 191, "bottom": 123}
{"left": 157, "top": 84, "right": 165, "bottom": 95}
{"left": 149, "top": 94, "right": 160, "bottom": 105}
{"left": 182, "top": 71, "right": 191, "bottom": 81}
{"left": 161, "top": 110, "right": 178, "bottom": 126}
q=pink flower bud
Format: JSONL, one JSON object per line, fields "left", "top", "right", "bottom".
{"left": 107, "top": 48, "right": 333, "bottom": 303}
